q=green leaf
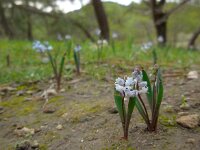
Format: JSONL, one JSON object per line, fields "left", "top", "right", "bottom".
{"left": 155, "top": 69, "right": 163, "bottom": 111}
{"left": 142, "top": 70, "right": 152, "bottom": 109}
{"left": 114, "top": 91, "right": 125, "bottom": 124}
{"left": 74, "top": 51, "right": 80, "bottom": 72}
{"left": 58, "top": 52, "right": 66, "bottom": 78}
{"left": 135, "top": 97, "right": 149, "bottom": 124}
{"left": 127, "top": 97, "right": 136, "bottom": 122}
{"left": 47, "top": 51, "right": 58, "bottom": 78}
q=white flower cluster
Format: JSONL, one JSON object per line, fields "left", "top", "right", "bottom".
{"left": 74, "top": 45, "right": 82, "bottom": 52}
{"left": 32, "top": 41, "right": 53, "bottom": 52}
{"left": 141, "top": 41, "right": 153, "bottom": 51}
{"left": 115, "top": 69, "right": 148, "bottom": 100}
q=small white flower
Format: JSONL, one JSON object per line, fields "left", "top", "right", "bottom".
{"left": 158, "top": 36, "right": 164, "bottom": 43}
{"left": 97, "top": 39, "right": 108, "bottom": 45}
{"left": 132, "top": 70, "right": 143, "bottom": 82}
{"left": 138, "top": 81, "right": 147, "bottom": 88}
{"left": 65, "top": 34, "right": 72, "bottom": 40}
{"left": 141, "top": 41, "right": 153, "bottom": 51}
{"left": 124, "top": 86, "right": 137, "bottom": 99}
{"left": 115, "top": 77, "right": 125, "bottom": 86}
{"left": 112, "top": 32, "right": 118, "bottom": 39}
{"left": 57, "top": 34, "right": 63, "bottom": 41}
{"left": 115, "top": 84, "right": 124, "bottom": 95}
{"left": 138, "top": 86, "right": 148, "bottom": 94}
{"left": 95, "top": 28, "right": 101, "bottom": 36}
{"left": 74, "top": 45, "right": 82, "bottom": 52}
{"left": 125, "top": 77, "right": 135, "bottom": 86}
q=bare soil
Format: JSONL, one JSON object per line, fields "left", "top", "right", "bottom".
{"left": 0, "top": 67, "right": 200, "bottom": 150}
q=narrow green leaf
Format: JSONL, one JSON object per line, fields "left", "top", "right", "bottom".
{"left": 58, "top": 52, "right": 66, "bottom": 78}
{"left": 142, "top": 70, "right": 152, "bottom": 109}
{"left": 74, "top": 51, "right": 80, "bottom": 72}
{"left": 47, "top": 51, "right": 58, "bottom": 78}
{"left": 127, "top": 97, "right": 136, "bottom": 122}
{"left": 155, "top": 69, "right": 163, "bottom": 111}
{"left": 114, "top": 91, "right": 125, "bottom": 124}
{"left": 135, "top": 97, "right": 149, "bottom": 124}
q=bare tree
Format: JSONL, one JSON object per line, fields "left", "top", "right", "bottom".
{"left": 91, "top": 0, "right": 110, "bottom": 41}
{"left": 0, "top": 0, "right": 14, "bottom": 38}
{"left": 188, "top": 27, "right": 200, "bottom": 50}
{"left": 145, "top": 0, "right": 191, "bottom": 45}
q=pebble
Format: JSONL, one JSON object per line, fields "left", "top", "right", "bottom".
{"left": 186, "top": 138, "right": 195, "bottom": 144}
{"left": 180, "top": 103, "right": 190, "bottom": 110}
{"left": 16, "top": 90, "right": 25, "bottom": 96}
{"left": 14, "top": 127, "right": 35, "bottom": 136}
{"left": 56, "top": 124, "right": 63, "bottom": 130}
{"left": 176, "top": 114, "right": 200, "bottom": 129}
{"left": 177, "top": 112, "right": 189, "bottom": 117}
{"left": 31, "top": 140, "right": 39, "bottom": 148}
{"left": 43, "top": 106, "right": 56, "bottom": 114}
{"left": 187, "top": 71, "right": 198, "bottom": 79}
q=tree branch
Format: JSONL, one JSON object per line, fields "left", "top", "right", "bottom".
{"left": 166, "top": 0, "right": 190, "bottom": 16}
{"left": 155, "top": 0, "right": 191, "bottom": 25}
{"left": 13, "top": 3, "right": 95, "bottom": 42}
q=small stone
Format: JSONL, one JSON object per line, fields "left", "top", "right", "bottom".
{"left": 177, "top": 112, "right": 189, "bottom": 117}
{"left": 14, "top": 127, "right": 35, "bottom": 136}
{"left": 176, "top": 114, "right": 200, "bottom": 129}
{"left": 16, "top": 90, "right": 25, "bottom": 96}
{"left": 43, "top": 106, "right": 56, "bottom": 114}
{"left": 186, "top": 138, "right": 195, "bottom": 144}
{"left": 81, "top": 139, "right": 84, "bottom": 143}
{"left": 31, "top": 140, "right": 39, "bottom": 148}
{"left": 62, "top": 112, "right": 68, "bottom": 118}
{"left": 163, "top": 105, "right": 174, "bottom": 113}
{"left": 56, "top": 124, "right": 63, "bottom": 130}
{"left": 187, "top": 71, "right": 198, "bottom": 79}
{"left": 180, "top": 103, "right": 190, "bottom": 110}
{"left": 108, "top": 107, "right": 118, "bottom": 114}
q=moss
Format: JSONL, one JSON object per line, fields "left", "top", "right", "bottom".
{"left": 48, "top": 96, "right": 63, "bottom": 104}
{"left": 159, "top": 115, "right": 177, "bottom": 127}
{"left": 0, "top": 96, "right": 39, "bottom": 117}
{"left": 0, "top": 96, "right": 24, "bottom": 108}
{"left": 39, "top": 144, "right": 48, "bottom": 150}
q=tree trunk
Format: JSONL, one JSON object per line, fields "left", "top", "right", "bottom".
{"left": 154, "top": 16, "right": 167, "bottom": 45}
{"left": 27, "top": 14, "right": 33, "bottom": 40}
{"left": 0, "top": 1, "right": 14, "bottom": 39}
{"left": 188, "top": 28, "right": 200, "bottom": 50}
{"left": 151, "top": 0, "right": 167, "bottom": 46}
{"left": 92, "top": 0, "right": 110, "bottom": 41}
{"left": 25, "top": 1, "right": 33, "bottom": 41}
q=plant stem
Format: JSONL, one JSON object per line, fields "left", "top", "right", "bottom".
{"left": 138, "top": 94, "right": 151, "bottom": 127}
{"left": 121, "top": 97, "right": 126, "bottom": 137}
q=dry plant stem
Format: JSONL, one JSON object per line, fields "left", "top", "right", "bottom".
{"left": 6, "top": 54, "right": 10, "bottom": 67}
{"left": 121, "top": 97, "right": 126, "bottom": 139}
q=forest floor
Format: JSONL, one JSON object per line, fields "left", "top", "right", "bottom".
{"left": 0, "top": 64, "right": 200, "bottom": 150}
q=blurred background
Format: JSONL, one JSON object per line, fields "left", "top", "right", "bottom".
{"left": 0, "top": 0, "right": 200, "bottom": 49}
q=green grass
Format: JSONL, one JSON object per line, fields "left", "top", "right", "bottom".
{"left": 0, "top": 40, "right": 199, "bottom": 84}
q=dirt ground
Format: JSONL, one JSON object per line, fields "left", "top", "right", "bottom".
{"left": 0, "top": 66, "right": 200, "bottom": 150}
